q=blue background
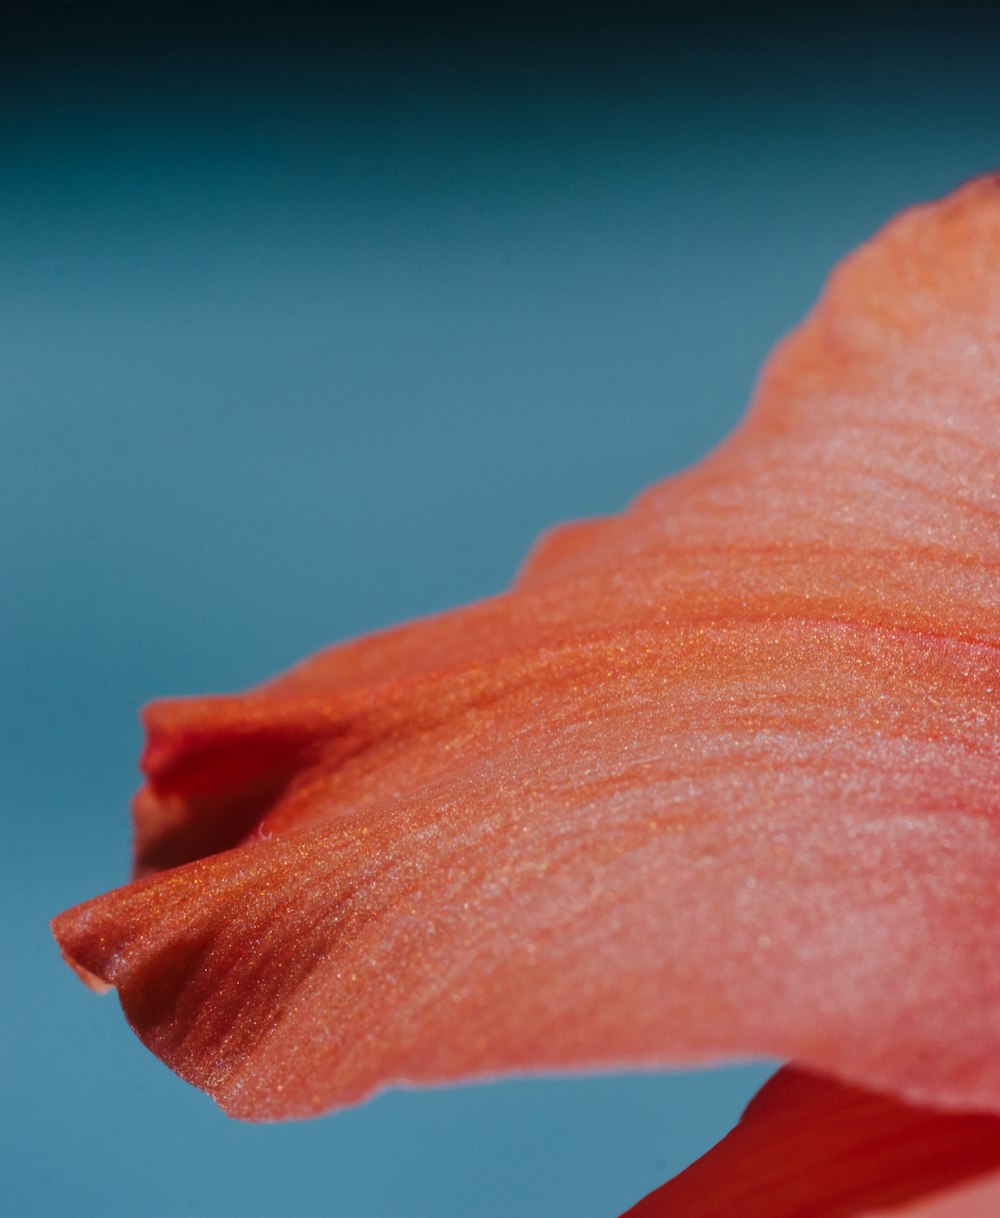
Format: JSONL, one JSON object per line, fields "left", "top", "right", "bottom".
{"left": 4, "top": 7, "right": 999, "bottom": 1216}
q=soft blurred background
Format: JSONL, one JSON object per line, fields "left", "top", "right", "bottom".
{"left": 4, "top": 3, "right": 1000, "bottom": 1215}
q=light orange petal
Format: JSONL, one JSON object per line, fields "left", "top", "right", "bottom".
{"left": 53, "top": 177, "right": 1000, "bottom": 1120}
{"left": 621, "top": 1065, "right": 1000, "bottom": 1218}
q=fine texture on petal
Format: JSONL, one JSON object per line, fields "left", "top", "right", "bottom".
{"left": 621, "top": 1066, "right": 1000, "bottom": 1218}
{"left": 53, "top": 178, "right": 1000, "bottom": 1120}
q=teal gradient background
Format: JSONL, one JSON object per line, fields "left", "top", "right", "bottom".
{"left": 4, "top": 7, "right": 999, "bottom": 1216}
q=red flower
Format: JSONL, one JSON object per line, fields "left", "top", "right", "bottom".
{"left": 53, "top": 177, "right": 1000, "bottom": 1214}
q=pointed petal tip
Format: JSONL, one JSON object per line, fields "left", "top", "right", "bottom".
{"left": 51, "top": 913, "right": 112, "bottom": 995}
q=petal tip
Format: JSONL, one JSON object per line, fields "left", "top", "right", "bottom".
{"left": 51, "top": 913, "right": 113, "bottom": 995}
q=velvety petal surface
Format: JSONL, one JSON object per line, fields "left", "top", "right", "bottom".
{"left": 53, "top": 177, "right": 1000, "bottom": 1120}
{"left": 621, "top": 1066, "right": 1000, "bottom": 1218}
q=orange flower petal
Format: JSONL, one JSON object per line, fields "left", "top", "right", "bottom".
{"left": 52, "top": 177, "right": 1000, "bottom": 1121}
{"left": 620, "top": 1066, "right": 1000, "bottom": 1218}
